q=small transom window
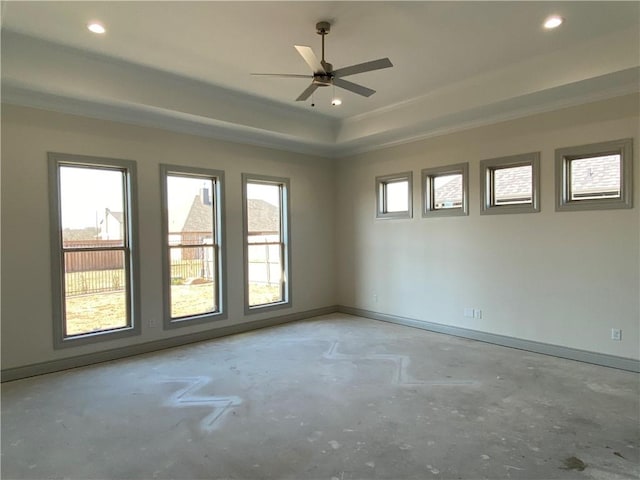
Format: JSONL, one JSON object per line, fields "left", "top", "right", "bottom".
{"left": 422, "top": 163, "right": 469, "bottom": 217}
{"left": 480, "top": 152, "right": 540, "bottom": 215}
{"left": 556, "top": 139, "right": 632, "bottom": 211}
{"left": 376, "top": 172, "right": 413, "bottom": 219}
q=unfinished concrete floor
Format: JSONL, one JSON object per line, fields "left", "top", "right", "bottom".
{"left": 2, "top": 314, "right": 639, "bottom": 479}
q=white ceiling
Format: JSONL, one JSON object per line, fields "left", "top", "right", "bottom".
{"left": 2, "top": 1, "right": 639, "bottom": 157}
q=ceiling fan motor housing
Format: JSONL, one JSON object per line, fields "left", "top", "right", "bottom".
{"left": 312, "top": 75, "right": 332, "bottom": 86}
{"left": 252, "top": 19, "right": 392, "bottom": 102}
{"left": 316, "top": 21, "right": 331, "bottom": 35}
{"left": 314, "top": 60, "right": 334, "bottom": 86}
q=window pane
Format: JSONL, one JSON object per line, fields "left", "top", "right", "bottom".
{"left": 433, "top": 174, "right": 462, "bottom": 209}
{"left": 63, "top": 250, "right": 127, "bottom": 336}
{"left": 60, "top": 166, "right": 125, "bottom": 247}
{"left": 386, "top": 180, "right": 409, "bottom": 212}
{"left": 494, "top": 165, "right": 532, "bottom": 205}
{"left": 169, "top": 246, "right": 217, "bottom": 318}
{"left": 570, "top": 154, "right": 621, "bottom": 200}
{"left": 167, "top": 176, "right": 214, "bottom": 245}
{"left": 248, "top": 243, "right": 282, "bottom": 306}
{"left": 247, "top": 183, "right": 281, "bottom": 236}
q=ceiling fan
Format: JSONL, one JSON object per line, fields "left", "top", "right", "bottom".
{"left": 252, "top": 21, "right": 393, "bottom": 102}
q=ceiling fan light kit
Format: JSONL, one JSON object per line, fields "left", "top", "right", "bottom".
{"left": 251, "top": 21, "right": 393, "bottom": 105}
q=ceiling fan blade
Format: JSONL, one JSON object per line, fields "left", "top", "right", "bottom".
{"left": 333, "top": 58, "right": 393, "bottom": 78}
{"left": 251, "top": 73, "right": 312, "bottom": 78}
{"left": 333, "top": 78, "right": 376, "bottom": 97}
{"left": 294, "top": 45, "right": 326, "bottom": 74}
{"left": 296, "top": 83, "right": 320, "bottom": 101}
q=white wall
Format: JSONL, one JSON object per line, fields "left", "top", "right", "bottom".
{"left": 1, "top": 105, "right": 336, "bottom": 369}
{"left": 336, "top": 94, "right": 640, "bottom": 360}
{"left": 2, "top": 94, "right": 639, "bottom": 371}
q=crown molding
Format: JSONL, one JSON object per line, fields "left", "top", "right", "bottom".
{"left": 1, "top": 82, "right": 338, "bottom": 158}
{"left": 332, "top": 68, "right": 640, "bottom": 158}
{"left": 2, "top": 30, "right": 638, "bottom": 159}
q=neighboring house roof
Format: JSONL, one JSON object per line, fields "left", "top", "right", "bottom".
{"left": 182, "top": 194, "right": 213, "bottom": 233}
{"left": 431, "top": 155, "right": 620, "bottom": 205}
{"left": 434, "top": 175, "right": 463, "bottom": 205}
{"left": 489, "top": 155, "right": 620, "bottom": 200}
{"left": 248, "top": 199, "right": 279, "bottom": 234}
{"left": 571, "top": 155, "right": 620, "bottom": 195}
{"left": 494, "top": 165, "right": 532, "bottom": 201}
{"left": 106, "top": 209, "right": 124, "bottom": 224}
{"left": 171, "top": 194, "right": 278, "bottom": 236}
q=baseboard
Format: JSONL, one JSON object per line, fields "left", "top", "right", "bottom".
{"left": 1, "top": 305, "right": 339, "bottom": 383}
{"left": 338, "top": 305, "right": 640, "bottom": 373}
{"left": 5, "top": 304, "right": 637, "bottom": 382}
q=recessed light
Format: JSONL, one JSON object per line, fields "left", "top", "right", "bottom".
{"left": 543, "top": 15, "right": 563, "bottom": 30}
{"left": 331, "top": 98, "right": 342, "bottom": 106}
{"left": 87, "top": 23, "right": 106, "bottom": 34}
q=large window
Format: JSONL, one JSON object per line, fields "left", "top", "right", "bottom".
{"left": 422, "top": 163, "right": 469, "bottom": 217}
{"left": 376, "top": 172, "right": 413, "bottom": 219}
{"left": 480, "top": 152, "right": 540, "bottom": 215}
{"left": 48, "top": 152, "right": 140, "bottom": 347}
{"left": 555, "top": 138, "right": 633, "bottom": 211}
{"left": 242, "top": 174, "right": 291, "bottom": 313}
{"left": 160, "top": 165, "right": 226, "bottom": 328}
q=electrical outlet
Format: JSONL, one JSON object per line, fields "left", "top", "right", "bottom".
{"left": 148, "top": 318, "right": 158, "bottom": 328}
{"left": 611, "top": 328, "right": 622, "bottom": 341}
{"left": 373, "top": 293, "right": 378, "bottom": 303}
{"left": 474, "top": 309, "right": 483, "bottom": 319}
{"left": 464, "top": 308, "right": 474, "bottom": 318}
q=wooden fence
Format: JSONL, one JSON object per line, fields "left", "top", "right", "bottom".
{"left": 64, "top": 240, "right": 124, "bottom": 273}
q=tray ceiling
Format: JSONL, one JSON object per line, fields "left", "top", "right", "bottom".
{"left": 2, "top": 1, "right": 639, "bottom": 157}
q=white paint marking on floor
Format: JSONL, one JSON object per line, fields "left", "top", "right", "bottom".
{"left": 328, "top": 440, "right": 341, "bottom": 449}
{"left": 163, "top": 376, "right": 242, "bottom": 432}
{"left": 427, "top": 465, "right": 440, "bottom": 474}
{"left": 323, "top": 341, "right": 478, "bottom": 386}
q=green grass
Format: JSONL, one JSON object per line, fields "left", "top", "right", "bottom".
{"left": 65, "top": 280, "right": 281, "bottom": 335}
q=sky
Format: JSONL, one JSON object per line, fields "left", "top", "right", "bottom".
{"left": 60, "top": 166, "right": 124, "bottom": 230}
{"left": 60, "top": 166, "right": 282, "bottom": 231}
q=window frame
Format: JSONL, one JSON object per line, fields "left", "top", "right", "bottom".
{"left": 480, "top": 152, "right": 541, "bottom": 215}
{"left": 160, "top": 164, "right": 227, "bottom": 329}
{"left": 555, "top": 138, "right": 633, "bottom": 212}
{"left": 242, "top": 173, "right": 292, "bottom": 315}
{"left": 48, "top": 152, "right": 141, "bottom": 348}
{"left": 421, "top": 162, "right": 469, "bottom": 218}
{"left": 375, "top": 171, "right": 413, "bottom": 219}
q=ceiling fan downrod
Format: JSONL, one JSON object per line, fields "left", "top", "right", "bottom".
{"left": 316, "top": 21, "right": 331, "bottom": 71}
{"left": 251, "top": 19, "right": 393, "bottom": 103}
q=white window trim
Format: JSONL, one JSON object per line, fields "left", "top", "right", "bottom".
{"left": 160, "top": 164, "right": 227, "bottom": 329}
{"left": 242, "top": 173, "right": 292, "bottom": 315}
{"left": 422, "top": 162, "right": 469, "bottom": 218}
{"left": 375, "top": 171, "right": 413, "bottom": 219}
{"left": 555, "top": 138, "right": 633, "bottom": 212}
{"left": 480, "top": 152, "right": 541, "bottom": 215}
{"left": 48, "top": 152, "right": 141, "bottom": 348}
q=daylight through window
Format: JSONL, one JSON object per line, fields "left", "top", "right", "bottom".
{"left": 480, "top": 152, "right": 540, "bottom": 215}
{"left": 161, "top": 166, "right": 225, "bottom": 326}
{"left": 493, "top": 165, "right": 533, "bottom": 205}
{"left": 376, "top": 172, "right": 413, "bottom": 219}
{"left": 422, "top": 163, "right": 469, "bottom": 217}
{"left": 555, "top": 139, "right": 633, "bottom": 211}
{"left": 49, "top": 153, "right": 140, "bottom": 347}
{"left": 243, "top": 174, "right": 291, "bottom": 312}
